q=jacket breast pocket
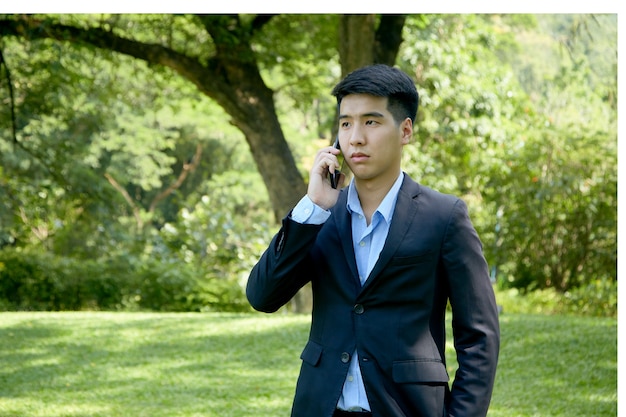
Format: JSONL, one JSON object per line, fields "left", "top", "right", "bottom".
{"left": 389, "top": 250, "right": 434, "bottom": 267}
{"left": 300, "top": 340, "right": 323, "bottom": 367}
{"left": 392, "top": 359, "right": 449, "bottom": 384}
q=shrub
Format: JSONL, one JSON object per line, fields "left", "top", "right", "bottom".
{"left": 563, "top": 278, "right": 617, "bottom": 317}
{"left": 494, "top": 279, "right": 616, "bottom": 318}
{"left": 0, "top": 249, "right": 249, "bottom": 312}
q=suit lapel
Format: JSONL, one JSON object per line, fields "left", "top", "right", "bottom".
{"left": 361, "top": 176, "right": 422, "bottom": 292}
{"left": 334, "top": 189, "right": 360, "bottom": 286}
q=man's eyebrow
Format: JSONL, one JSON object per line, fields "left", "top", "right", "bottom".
{"left": 338, "top": 111, "right": 386, "bottom": 119}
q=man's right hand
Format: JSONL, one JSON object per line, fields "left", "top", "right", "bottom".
{"left": 307, "top": 145, "right": 345, "bottom": 210}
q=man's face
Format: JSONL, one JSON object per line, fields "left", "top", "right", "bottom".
{"left": 337, "top": 94, "right": 412, "bottom": 187}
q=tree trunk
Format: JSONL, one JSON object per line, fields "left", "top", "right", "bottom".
{"left": 339, "top": 14, "right": 408, "bottom": 75}
{"left": 339, "top": 15, "right": 377, "bottom": 76}
{"left": 192, "top": 62, "right": 307, "bottom": 223}
{"left": 375, "top": 15, "right": 408, "bottom": 66}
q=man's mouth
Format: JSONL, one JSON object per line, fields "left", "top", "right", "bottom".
{"left": 350, "top": 152, "right": 369, "bottom": 163}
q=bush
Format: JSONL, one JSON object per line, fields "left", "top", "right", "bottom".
{"left": 494, "top": 279, "right": 616, "bottom": 318}
{"left": 563, "top": 278, "right": 617, "bottom": 317}
{"left": 0, "top": 248, "right": 250, "bottom": 312}
{"left": 0, "top": 249, "right": 124, "bottom": 310}
{"left": 0, "top": 249, "right": 53, "bottom": 310}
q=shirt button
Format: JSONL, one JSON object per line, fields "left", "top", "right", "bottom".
{"left": 359, "top": 241, "right": 365, "bottom": 247}
{"left": 341, "top": 352, "right": 351, "bottom": 363}
{"left": 347, "top": 375, "right": 354, "bottom": 382}
{"left": 354, "top": 304, "right": 364, "bottom": 314}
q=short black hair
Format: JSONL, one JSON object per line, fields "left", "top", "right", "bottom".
{"left": 331, "top": 64, "right": 419, "bottom": 124}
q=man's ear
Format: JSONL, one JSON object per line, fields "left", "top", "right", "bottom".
{"left": 400, "top": 118, "right": 413, "bottom": 145}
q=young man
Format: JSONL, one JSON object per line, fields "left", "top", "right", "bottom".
{"left": 247, "top": 64, "right": 500, "bottom": 417}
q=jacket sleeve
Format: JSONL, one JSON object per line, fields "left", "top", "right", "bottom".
{"left": 246, "top": 215, "right": 322, "bottom": 313}
{"left": 442, "top": 199, "right": 500, "bottom": 417}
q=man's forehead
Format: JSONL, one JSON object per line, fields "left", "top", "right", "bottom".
{"left": 339, "top": 94, "right": 390, "bottom": 117}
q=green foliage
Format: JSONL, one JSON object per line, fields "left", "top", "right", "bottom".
{"left": 494, "top": 119, "right": 616, "bottom": 293}
{"left": 0, "top": 248, "right": 251, "bottom": 312}
{"left": 494, "top": 284, "right": 616, "bottom": 318}
{"left": 491, "top": 18, "right": 617, "bottom": 294}
{"left": 0, "top": 27, "right": 261, "bottom": 312}
{"left": 398, "top": 14, "right": 616, "bottom": 304}
{"left": 400, "top": 14, "right": 532, "bottom": 210}
{"left": 563, "top": 278, "right": 618, "bottom": 317}
{"left": 0, "top": 14, "right": 617, "bottom": 314}
{"left": 0, "top": 249, "right": 121, "bottom": 310}
{"left": 0, "top": 37, "right": 120, "bottom": 246}
{"left": 256, "top": 15, "right": 341, "bottom": 144}
{"left": 156, "top": 170, "right": 274, "bottom": 311}
{"left": 1, "top": 28, "right": 244, "bottom": 240}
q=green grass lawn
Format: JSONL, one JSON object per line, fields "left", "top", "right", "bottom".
{"left": 0, "top": 311, "right": 616, "bottom": 417}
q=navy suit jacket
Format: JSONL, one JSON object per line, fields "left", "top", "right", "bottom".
{"left": 247, "top": 174, "right": 500, "bottom": 417}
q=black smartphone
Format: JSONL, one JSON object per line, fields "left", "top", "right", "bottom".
{"left": 330, "top": 136, "right": 342, "bottom": 189}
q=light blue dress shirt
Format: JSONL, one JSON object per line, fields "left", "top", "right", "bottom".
{"left": 291, "top": 172, "right": 405, "bottom": 412}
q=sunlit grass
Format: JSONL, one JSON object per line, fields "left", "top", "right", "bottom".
{"left": 0, "top": 313, "right": 305, "bottom": 417}
{"left": 487, "top": 314, "right": 617, "bottom": 417}
{"left": 0, "top": 311, "right": 616, "bottom": 417}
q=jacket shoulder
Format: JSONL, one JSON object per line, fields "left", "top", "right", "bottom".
{"left": 401, "top": 174, "right": 460, "bottom": 207}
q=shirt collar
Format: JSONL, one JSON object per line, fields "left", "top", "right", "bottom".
{"left": 346, "top": 172, "right": 404, "bottom": 223}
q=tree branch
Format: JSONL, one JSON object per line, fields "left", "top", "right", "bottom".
{"left": 0, "top": 16, "right": 210, "bottom": 90}
{"left": 104, "top": 172, "right": 143, "bottom": 229}
{"left": 148, "top": 143, "right": 203, "bottom": 214}
{"left": 0, "top": 14, "right": 308, "bottom": 225}
{"left": 0, "top": 46, "right": 17, "bottom": 145}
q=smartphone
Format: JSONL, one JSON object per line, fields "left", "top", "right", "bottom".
{"left": 330, "top": 136, "right": 342, "bottom": 189}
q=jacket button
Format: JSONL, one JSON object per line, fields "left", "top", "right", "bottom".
{"left": 341, "top": 352, "right": 351, "bottom": 363}
{"left": 353, "top": 304, "right": 364, "bottom": 314}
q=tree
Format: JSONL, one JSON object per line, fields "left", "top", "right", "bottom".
{"left": 0, "top": 14, "right": 407, "bottom": 224}
{"left": 0, "top": 13, "right": 407, "bottom": 313}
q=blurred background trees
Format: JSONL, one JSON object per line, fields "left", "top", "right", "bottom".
{"left": 0, "top": 14, "right": 616, "bottom": 316}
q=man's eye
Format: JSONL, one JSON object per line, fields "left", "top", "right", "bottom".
{"left": 366, "top": 120, "right": 378, "bottom": 125}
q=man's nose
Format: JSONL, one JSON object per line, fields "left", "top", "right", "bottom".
{"left": 348, "top": 125, "right": 365, "bottom": 146}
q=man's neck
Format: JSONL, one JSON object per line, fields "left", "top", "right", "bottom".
{"left": 354, "top": 171, "right": 401, "bottom": 225}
